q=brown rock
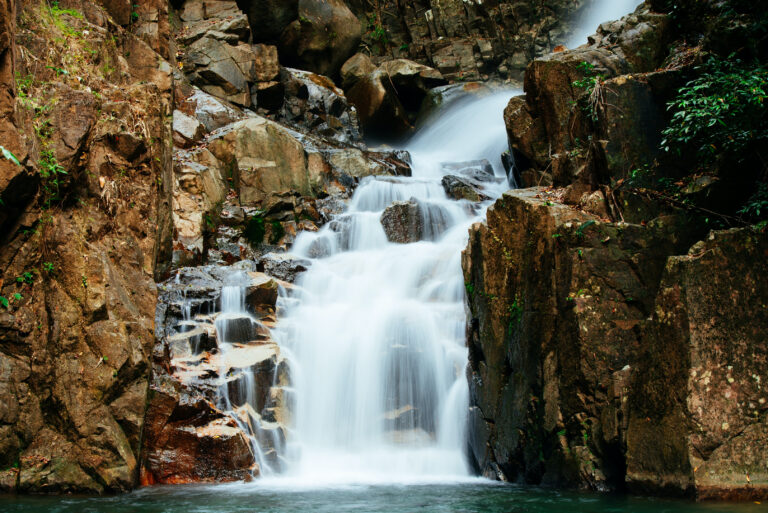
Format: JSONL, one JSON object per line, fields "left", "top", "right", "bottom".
{"left": 279, "top": 0, "right": 362, "bottom": 78}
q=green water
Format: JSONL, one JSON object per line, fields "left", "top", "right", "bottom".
{"left": 0, "top": 482, "right": 764, "bottom": 513}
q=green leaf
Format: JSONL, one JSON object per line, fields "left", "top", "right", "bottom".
{"left": 0, "top": 297, "right": 8, "bottom": 309}
{"left": 0, "top": 146, "right": 21, "bottom": 166}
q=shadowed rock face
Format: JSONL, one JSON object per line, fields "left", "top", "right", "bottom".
{"left": 463, "top": 189, "right": 768, "bottom": 499}
{"left": 279, "top": 0, "right": 362, "bottom": 79}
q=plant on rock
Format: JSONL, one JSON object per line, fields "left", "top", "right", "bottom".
{"left": 661, "top": 56, "right": 767, "bottom": 164}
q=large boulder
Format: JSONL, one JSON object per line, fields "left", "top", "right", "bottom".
{"left": 380, "top": 199, "right": 422, "bottom": 243}
{"left": 185, "top": 36, "right": 279, "bottom": 107}
{"left": 279, "top": 0, "right": 362, "bottom": 78}
{"left": 207, "top": 117, "right": 313, "bottom": 204}
{"left": 240, "top": 0, "right": 299, "bottom": 43}
{"left": 342, "top": 56, "right": 445, "bottom": 136}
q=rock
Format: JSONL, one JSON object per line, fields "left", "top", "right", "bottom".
{"left": 207, "top": 117, "right": 311, "bottom": 205}
{"left": 380, "top": 199, "right": 423, "bottom": 243}
{"left": 184, "top": 35, "right": 279, "bottom": 107}
{"left": 340, "top": 53, "right": 376, "bottom": 89}
{"left": 141, "top": 373, "right": 256, "bottom": 484}
{"left": 441, "top": 175, "right": 489, "bottom": 202}
{"left": 463, "top": 188, "right": 698, "bottom": 490}
{"left": 505, "top": 6, "right": 672, "bottom": 188}
{"left": 440, "top": 160, "right": 496, "bottom": 182}
{"left": 626, "top": 228, "right": 768, "bottom": 500}
{"left": 345, "top": 0, "right": 592, "bottom": 80}
{"left": 278, "top": 67, "right": 361, "bottom": 144}
{"left": 0, "top": 1, "right": 173, "bottom": 492}
{"left": 378, "top": 59, "right": 447, "bottom": 112}
{"left": 186, "top": 88, "right": 245, "bottom": 132}
{"left": 345, "top": 67, "right": 410, "bottom": 136}
{"left": 463, "top": 188, "right": 768, "bottom": 498}
{"left": 279, "top": 0, "right": 362, "bottom": 78}
{"left": 343, "top": 58, "right": 445, "bottom": 136}
{"left": 244, "top": 272, "right": 279, "bottom": 311}
{"left": 257, "top": 253, "right": 310, "bottom": 282}
{"left": 240, "top": 0, "right": 298, "bottom": 43}
{"left": 173, "top": 110, "right": 206, "bottom": 148}
{"left": 178, "top": 0, "right": 250, "bottom": 45}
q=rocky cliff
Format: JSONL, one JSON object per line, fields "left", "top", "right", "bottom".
{"left": 464, "top": 0, "right": 768, "bottom": 500}
{"left": 0, "top": 0, "right": 173, "bottom": 493}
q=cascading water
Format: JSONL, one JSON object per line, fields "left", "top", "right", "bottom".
{"left": 267, "top": 89, "right": 516, "bottom": 483}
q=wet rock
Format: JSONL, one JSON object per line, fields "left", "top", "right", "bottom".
{"left": 441, "top": 175, "right": 489, "bottom": 202}
{"left": 277, "top": 67, "right": 361, "bottom": 144}
{"left": 380, "top": 199, "right": 423, "bottom": 244}
{"left": 141, "top": 373, "right": 256, "bottom": 485}
{"left": 257, "top": 253, "right": 311, "bottom": 283}
{"left": 279, "top": 0, "right": 362, "bottom": 78}
{"left": 244, "top": 272, "right": 279, "bottom": 311}
{"left": 440, "top": 160, "right": 496, "bottom": 182}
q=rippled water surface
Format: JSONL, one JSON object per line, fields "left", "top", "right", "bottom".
{"left": 1, "top": 483, "right": 763, "bottom": 513}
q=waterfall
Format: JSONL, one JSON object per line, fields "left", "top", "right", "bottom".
{"left": 566, "top": 0, "right": 644, "bottom": 48}
{"left": 267, "top": 90, "right": 516, "bottom": 484}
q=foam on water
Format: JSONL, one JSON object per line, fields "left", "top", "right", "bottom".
{"left": 269, "top": 89, "right": 517, "bottom": 483}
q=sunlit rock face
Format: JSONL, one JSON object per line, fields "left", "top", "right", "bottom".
{"left": 0, "top": 0, "right": 174, "bottom": 494}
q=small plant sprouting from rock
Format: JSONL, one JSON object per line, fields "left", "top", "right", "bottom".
{"left": 507, "top": 297, "right": 523, "bottom": 337}
{"left": 572, "top": 61, "right": 606, "bottom": 123}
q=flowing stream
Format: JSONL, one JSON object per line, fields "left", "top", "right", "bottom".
{"left": 262, "top": 89, "right": 515, "bottom": 483}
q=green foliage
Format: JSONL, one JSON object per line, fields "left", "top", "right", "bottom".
{"left": 0, "top": 297, "right": 8, "bottom": 309}
{"left": 16, "top": 271, "right": 34, "bottom": 285}
{"left": 43, "top": 262, "right": 55, "bottom": 273}
{"left": 0, "top": 146, "right": 21, "bottom": 166}
{"left": 243, "top": 212, "right": 266, "bottom": 246}
{"left": 465, "top": 282, "right": 475, "bottom": 297}
{"left": 39, "top": 149, "right": 68, "bottom": 208}
{"left": 507, "top": 298, "right": 523, "bottom": 336}
{"left": 661, "top": 56, "right": 768, "bottom": 164}
{"left": 739, "top": 182, "right": 768, "bottom": 221}
{"left": 269, "top": 221, "right": 285, "bottom": 245}
{"left": 572, "top": 61, "right": 605, "bottom": 123}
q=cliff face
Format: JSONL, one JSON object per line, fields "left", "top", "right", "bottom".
{"left": 0, "top": 0, "right": 173, "bottom": 493}
{"left": 345, "top": 0, "right": 592, "bottom": 81}
{"left": 464, "top": 0, "right": 768, "bottom": 500}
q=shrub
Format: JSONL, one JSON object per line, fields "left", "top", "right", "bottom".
{"left": 660, "top": 56, "right": 767, "bottom": 165}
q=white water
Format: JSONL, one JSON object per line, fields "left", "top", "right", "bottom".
{"left": 267, "top": 90, "right": 515, "bottom": 484}
{"left": 566, "top": 0, "right": 644, "bottom": 48}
